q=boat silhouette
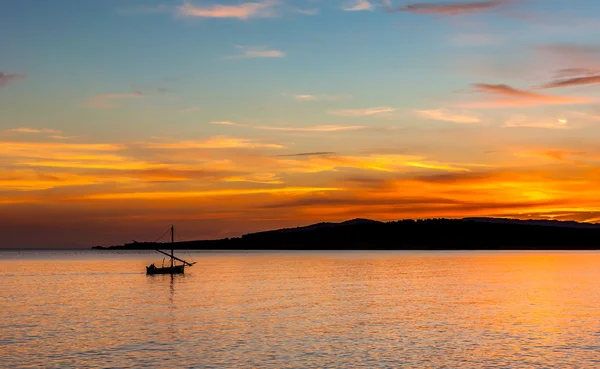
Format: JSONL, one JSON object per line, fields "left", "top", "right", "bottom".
{"left": 146, "top": 225, "right": 196, "bottom": 275}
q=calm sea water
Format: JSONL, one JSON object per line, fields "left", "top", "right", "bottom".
{"left": 1, "top": 250, "right": 599, "bottom": 368}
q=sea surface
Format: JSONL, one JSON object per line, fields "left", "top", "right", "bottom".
{"left": 1, "top": 250, "right": 599, "bottom": 368}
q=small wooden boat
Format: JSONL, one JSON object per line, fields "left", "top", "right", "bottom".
{"left": 146, "top": 225, "right": 195, "bottom": 275}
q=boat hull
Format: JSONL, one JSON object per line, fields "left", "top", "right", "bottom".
{"left": 146, "top": 265, "right": 185, "bottom": 275}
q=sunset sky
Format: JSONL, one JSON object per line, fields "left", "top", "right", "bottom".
{"left": 2, "top": 0, "right": 600, "bottom": 247}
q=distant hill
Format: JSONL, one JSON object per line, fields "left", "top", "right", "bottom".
{"left": 259, "top": 218, "right": 383, "bottom": 234}
{"left": 95, "top": 218, "right": 600, "bottom": 250}
{"left": 464, "top": 217, "right": 600, "bottom": 229}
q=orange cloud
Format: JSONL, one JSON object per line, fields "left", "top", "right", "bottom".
{"left": 277, "top": 152, "right": 336, "bottom": 157}
{"left": 144, "top": 136, "right": 284, "bottom": 149}
{"left": 178, "top": 1, "right": 278, "bottom": 19}
{"left": 288, "top": 93, "right": 351, "bottom": 101}
{"left": 343, "top": 0, "right": 372, "bottom": 11}
{"left": 0, "top": 137, "right": 293, "bottom": 192}
{"left": 0, "top": 141, "right": 123, "bottom": 160}
{"left": 255, "top": 125, "right": 366, "bottom": 132}
{"left": 86, "top": 187, "right": 342, "bottom": 200}
{"left": 328, "top": 106, "right": 397, "bottom": 117}
{"left": 0, "top": 141, "right": 170, "bottom": 175}
{"left": 4, "top": 128, "right": 600, "bottom": 247}
{"left": 553, "top": 68, "right": 599, "bottom": 79}
{"left": 255, "top": 164, "right": 600, "bottom": 222}
{"left": 503, "top": 116, "right": 570, "bottom": 129}
{"left": 414, "top": 109, "right": 481, "bottom": 123}
{"left": 277, "top": 154, "right": 477, "bottom": 174}
{"left": 211, "top": 121, "right": 365, "bottom": 132}
{"left": 9, "top": 128, "right": 60, "bottom": 134}
{"left": 461, "top": 83, "right": 594, "bottom": 108}
{"left": 534, "top": 43, "right": 600, "bottom": 88}
{"left": 3, "top": 128, "right": 75, "bottom": 140}
{"left": 404, "top": 161, "right": 471, "bottom": 172}
{"left": 49, "top": 135, "right": 76, "bottom": 140}
{"left": 223, "top": 172, "right": 283, "bottom": 184}
{"left": 0, "top": 170, "right": 110, "bottom": 191}
{"left": 540, "top": 75, "right": 600, "bottom": 89}
{"left": 515, "top": 149, "right": 600, "bottom": 167}
{"left": 211, "top": 121, "right": 247, "bottom": 126}
{"left": 18, "top": 160, "right": 165, "bottom": 171}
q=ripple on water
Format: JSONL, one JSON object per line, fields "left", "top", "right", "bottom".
{"left": 0, "top": 251, "right": 599, "bottom": 368}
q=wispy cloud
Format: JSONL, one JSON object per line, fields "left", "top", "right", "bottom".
{"left": 530, "top": 149, "right": 600, "bottom": 167}
{"left": 49, "top": 135, "right": 77, "bottom": 140}
{"left": 86, "top": 187, "right": 341, "bottom": 200}
{"left": 10, "top": 128, "right": 60, "bottom": 134}
{"left": 539, "top": 75, "right": 600, "bottom": 90}
{"left": 5, "top": 128, "right": 76, "bottom": 140}
{"left": 6, "top": 130, "right": 600, "bottom": 231}
{"left": 294, "top": 94, "right": 317, "bottom": 100}
{"left": 404, "top": 161, "right": 471, "bottom": 172}
{"left": 277, "top": 152, "right": 336, "bottom": 157}
{"left": 227, "top": 45, "right": 285, "bottom": 59}
{"left": 503, "top": 116, "right": 571, "bottom": 129}
{"left": 292, "top": 8, "right": 319, "bottom": 15}
{"left": 328, "top": 107, "right": 397, "bottom": 117}
{"left": 211, "top": 121, "right": 365, "bottom": 132}
{"left": 256, "top": 125, "right": 366, "bottom": 132}
{"left": 535, "top": 43, "right": 600, "bottom": 79}
{"left": 288, "top": 93, "right": 351, "bottom": 101}
{"left": 177, "top": 0, "right": 278, "bottom": 19}
{"left": 472, "top": 83, "right": 564, "bottom": 98}
{"left": 383, "top": 0, "right": 513, "bottom": 16}
{"left": 553, "top": 68, "right": 600, "bottom": 79}
{"left": 276, "top": 153, "right": 477, "bottom": 174}
{"left": 461, "top": 83, "right": 594, "bottom": 108}
{"left": 144, "top": 136, "right": 284, "bottom": 149}
{"left": 0, "top": 72, "right": 25, "bottom": 87}
{"left": 512, "top": 149, "right": 600, "bottom": 168}
{"left": 222, "top": 172, "right": 283, "bottom": 184}
{"left": 0, "top": 141, "right": 124, "bottom": 167}
{"left": 87, "top": 91, "right": 143, "bottom": 108}
{"left": 211, "top": 121, "right": 249, "bottom": 127}
{"left": 529, "top": 43, "right": 600, "bottom": 89}
{"left": 344, "top": 0, "right": 373, "bottom": 11}
{"left": 414, "top": 109, "right": 481, "bottom": 123}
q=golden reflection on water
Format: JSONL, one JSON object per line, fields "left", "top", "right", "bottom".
{"left": 0, "top": 251, "right": 599, "bottom": 368}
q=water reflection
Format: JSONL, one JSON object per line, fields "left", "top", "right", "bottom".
{"left": 145, "top": 273, "right": 185, "bottom": 307}
{"left": 0, "top": 251, "right": 599, "bottom": 368}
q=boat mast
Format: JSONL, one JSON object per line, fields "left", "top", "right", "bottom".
{"left": 170, "top": 225, "right": 174, "bottom": 268}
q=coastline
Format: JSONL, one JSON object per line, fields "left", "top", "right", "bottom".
{"left": 94, "top": 218, "right": 600, "bottom": 251}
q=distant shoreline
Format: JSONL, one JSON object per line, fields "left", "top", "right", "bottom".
{"left": 94, "top": 218, "right": 600, "bottom": 251}
{"left": 92, "top": 243, "right": 600, "bottom": 252}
